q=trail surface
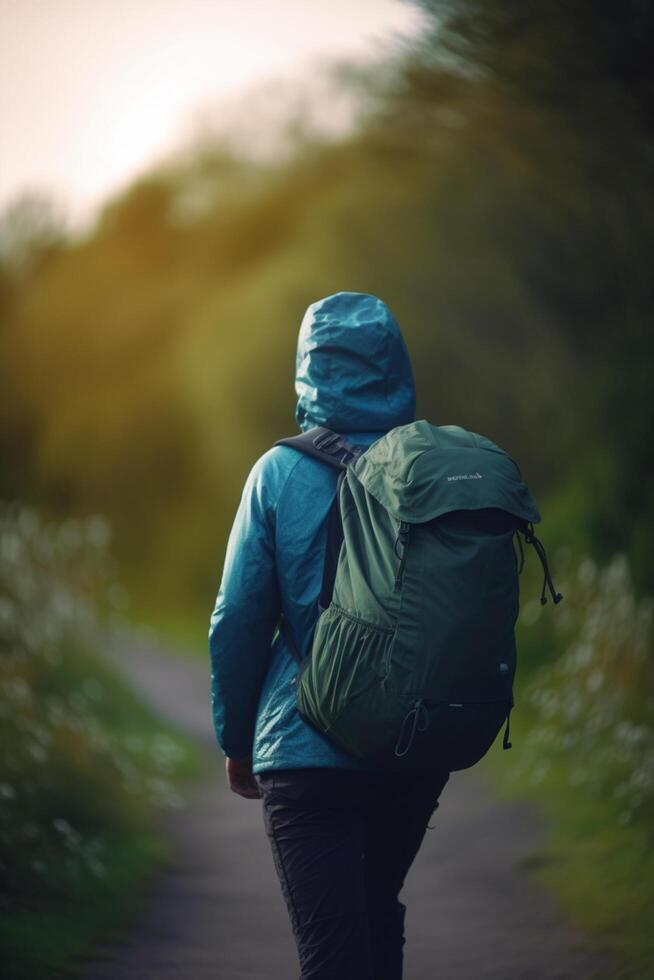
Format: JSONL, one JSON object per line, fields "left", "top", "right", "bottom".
{"left": 82, "top": 634, "right": 607, "bottom": 980}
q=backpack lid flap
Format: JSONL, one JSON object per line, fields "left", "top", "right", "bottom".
{"left": 350, "top": 420, "right": 541, "bottom": 524}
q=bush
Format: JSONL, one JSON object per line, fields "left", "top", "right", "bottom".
{"left": 0, "top": 503, "right": 194, "bottom": 918}
{"left": 513, "top": 553, "right": 654, "bottom": 828}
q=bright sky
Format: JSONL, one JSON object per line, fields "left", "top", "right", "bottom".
{"left": 0, "top": 0, "right": 425, "bottom": 224}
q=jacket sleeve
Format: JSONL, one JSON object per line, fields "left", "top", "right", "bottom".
{"left": 208, "top": 451, "right": 282, "bottom": 758}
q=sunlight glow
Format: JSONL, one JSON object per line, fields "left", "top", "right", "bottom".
{"left": 0, "top": 0, "right": 425, "bottom": 224}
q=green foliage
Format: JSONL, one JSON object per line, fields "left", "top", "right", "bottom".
{"left": 516, "top": 554, "right": 654, "bottom": 825}
{"left": 0, "top": 504, "right": 202, "bottom": 978}
{"left": 0, "top": 2, "right": 650, "bottom": 609}
{"left": 3, "top": 833, "right": 165, "bottom": 980}
{"left": 398, "top": 0, "right": 654, "bottom": 593}
{"left": 489, "top": 753, "right": 654, "bottom": 979}
{"left": 486, "top": 552, "right": 654, "bottom": 975}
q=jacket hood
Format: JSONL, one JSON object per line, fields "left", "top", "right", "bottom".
{"left": 295, "top": 291, "right": 416, "bottom": 434}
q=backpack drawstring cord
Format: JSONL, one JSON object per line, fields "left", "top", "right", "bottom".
{"left": 503, "top": 697, "right": 514, "bottom": 750}
{"left": 522, "top": 523, "right": 563, "bottom": 606}
{"left": 513, "top": 530, "right": 525, "bottom": 575}
{"left": 394, "top": 698, "right": 429, "bottom": 757}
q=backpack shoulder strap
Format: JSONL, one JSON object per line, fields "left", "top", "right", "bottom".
{"left": 318, "top": 470, "right": 346, "bottom": 614}
{"left": 273, "top": 428, "right": 364, "bottom": 663}
{"left": 273, "top": 426, "right": 365, "bottom": 471}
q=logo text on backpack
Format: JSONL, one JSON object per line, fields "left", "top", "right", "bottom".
{"left": 447, "top": 472, "right": 483, "bottom": 481}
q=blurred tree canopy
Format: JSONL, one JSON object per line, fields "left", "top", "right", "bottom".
{"left": 1, "top": 0, "right": 652, "bottom": 611}
{"left": 401, "top": 0, "right": 654, "bottom": 583}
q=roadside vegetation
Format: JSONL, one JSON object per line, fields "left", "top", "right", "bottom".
{"left": 0, "top": 504, "right": 204, "bottom": 980}
{"left": 485, "top": 549, "right": 654, "bottom": 978}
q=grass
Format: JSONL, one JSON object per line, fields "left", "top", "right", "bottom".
{"left": 0, "top": 647, "right": 204, "bottom": 980}
{"left": 0, "top": 504, "right": 208, "bottom": 980}
{"left": 3, "top": 831, "right": 166, "bottom": 980}
{"left": 485, "top": 744, "right": 654, "bottom": 979}
{"left": 0, "top": 639, "right": 207, "bottom": 980}
{"left": 473, "top": 546, "right": 654, "bottom": 979}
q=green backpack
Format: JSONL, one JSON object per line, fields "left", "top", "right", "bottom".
{"left": 275, "top": 420, "right": 562, "bottom": 773}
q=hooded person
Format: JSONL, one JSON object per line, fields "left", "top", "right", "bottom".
{"left": 208, "top": 291, "right": 449, "bottom": 980}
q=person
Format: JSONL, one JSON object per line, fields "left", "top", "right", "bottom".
{"left": 208, "top": 291, "right": 449, "bottom": 980}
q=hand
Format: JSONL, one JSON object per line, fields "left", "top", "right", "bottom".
{"left": 226, "top": 756, "right": 261, "bottom": 799}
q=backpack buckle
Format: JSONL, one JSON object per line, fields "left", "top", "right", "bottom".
{"left": 313, "top": 430, "right": 364, "bottom": 467}
{"left": 313, "top": 430, "right": 341, "bottom": 452}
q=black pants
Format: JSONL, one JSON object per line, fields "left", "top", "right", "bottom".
{"left": 256, "top": 767, "right": 449, "bottom": 980}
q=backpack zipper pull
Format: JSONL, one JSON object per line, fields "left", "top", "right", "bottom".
{"left": 394, "top": 698, "right": 429, "bottom": 757}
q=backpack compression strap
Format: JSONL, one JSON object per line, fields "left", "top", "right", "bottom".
{"left": 272, "top": 427, "right": 365, "bottom": 665}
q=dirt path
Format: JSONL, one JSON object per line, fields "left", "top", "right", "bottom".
{"left": 81, "top": 634, "right": 608, "bottom": 980}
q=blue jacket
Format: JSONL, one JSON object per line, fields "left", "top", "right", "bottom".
{"left": 208, "top": 291, "right": 416, "bottom": 772}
